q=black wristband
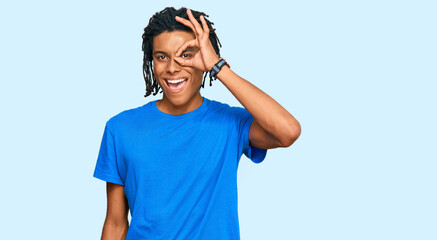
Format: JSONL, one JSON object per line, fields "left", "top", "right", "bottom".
{"left": 209, "top": 58, "right": 229, "bottom": 79}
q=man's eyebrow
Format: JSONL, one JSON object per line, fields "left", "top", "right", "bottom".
{"left": 153, "top": 50, "right": 167, "bottom": 55}
{"left": 182, "top": 47, "right": 199, "bottom": 52}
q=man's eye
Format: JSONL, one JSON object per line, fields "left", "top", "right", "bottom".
{"left": 181, "top": 53, "right": 192, "bottom": 58}
{"left": 157, "top": 55, "right": 167, "bottom": 60}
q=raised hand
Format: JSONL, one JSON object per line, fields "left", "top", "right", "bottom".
{"left": 174, "top": 9, "right": 220, "bottom": 72}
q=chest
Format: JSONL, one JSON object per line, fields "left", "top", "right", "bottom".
{"left": 118, "top": 116, "right": 239, "bottom": 182}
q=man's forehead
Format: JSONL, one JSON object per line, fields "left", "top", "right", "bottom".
{"left": 152, "top": 31, "right": 198, "bottom": 53}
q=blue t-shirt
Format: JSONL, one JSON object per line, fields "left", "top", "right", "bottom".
{"left": 93, "top": 97, "right": 267, "bottom": 239}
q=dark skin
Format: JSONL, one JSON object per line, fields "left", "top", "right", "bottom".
{"left": 152, "top": 30, "right": 204, "bottom": 115}
{"left": 100, "top": 182, "right": 129, "bottom": 240}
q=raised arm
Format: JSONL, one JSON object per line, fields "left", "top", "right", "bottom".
{"left": 100, "top": 182, "right": 129, "bottom": 240}
{"left": 215, "top": 66, "right": 300, "bottom": 149}
{"left": 174, "top": 9, "right": 301, "bottom": 149}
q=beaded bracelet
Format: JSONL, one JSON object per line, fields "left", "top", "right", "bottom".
{"left": 209, "top": 58, "right": 229, "bottom": 79}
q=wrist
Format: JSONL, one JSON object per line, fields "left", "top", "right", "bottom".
{"left": 209, "top": 58, "right": 230, "bottom": 79}
{"left": 215, "top": 64, "right": 230, "bottom": 79}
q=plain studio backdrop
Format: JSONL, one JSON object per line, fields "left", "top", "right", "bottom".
{"left": 0, "top": 0, "right": 436, "bottom": 239}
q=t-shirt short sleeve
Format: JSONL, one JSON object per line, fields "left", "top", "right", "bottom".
{"left": 93, "top": 124, "right": 124, "bottom": 185}
{"left": 233, "top": 107, "right": 267, "bottom": 164}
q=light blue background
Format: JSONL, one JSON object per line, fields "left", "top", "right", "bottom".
{"left": 1, "top": 0, "right": 436, "bottom": 239}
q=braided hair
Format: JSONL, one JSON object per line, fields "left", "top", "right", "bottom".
{"left": 142, "top": 7, "right": 222, "bottom": 98}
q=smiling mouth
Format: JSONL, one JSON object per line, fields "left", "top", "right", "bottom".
{"left": 165, "top": 78, "right": 188, "bottom": 93}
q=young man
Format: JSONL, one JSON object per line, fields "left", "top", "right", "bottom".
{"left": 93, "top": 7, "right": 301, "bottom": 240}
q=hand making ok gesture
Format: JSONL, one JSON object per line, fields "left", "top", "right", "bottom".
{"left": 174, "top": 9, "right": 221, "bottom": 72}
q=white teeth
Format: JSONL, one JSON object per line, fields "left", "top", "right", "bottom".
{"left": 167, "top": 79, "right": 185, "bottom": 84}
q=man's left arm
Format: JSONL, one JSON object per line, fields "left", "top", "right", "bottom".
{"left": 173, "top": 9, "right": 301, "bottom": 149}
{"left": 216, "top": 66, "right": 301, "bottom": 149}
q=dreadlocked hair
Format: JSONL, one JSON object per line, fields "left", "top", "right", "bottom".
{"left": 142, "top": 7, "right": 222, "bottom": 98}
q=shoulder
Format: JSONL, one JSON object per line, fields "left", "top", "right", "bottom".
{"left": 106, "top": 101, "right": 154, "bottom": 130}
{"left": 205, "top": 98, "right": 230, "bottom": 111}
{"left": 205, "top": 98, "right": 250, "bottom": 120}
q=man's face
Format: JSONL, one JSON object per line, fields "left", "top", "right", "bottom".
{"left": 152, "top": 30, "right": 203, "bottom": 108}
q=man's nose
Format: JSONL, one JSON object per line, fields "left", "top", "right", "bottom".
{"left": 167, "top": 57, "right": 181, "bottom": 73}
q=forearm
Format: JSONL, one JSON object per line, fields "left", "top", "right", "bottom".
{"left": 101, "top": 218, "right": 129, "bottom": 240}
{"left": 216, "top": 66, "right": 301, "bottom": 145}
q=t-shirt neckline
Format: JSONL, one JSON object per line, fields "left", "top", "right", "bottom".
{"left": 151, "top": 97, "right": 209, "bottom": 119}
